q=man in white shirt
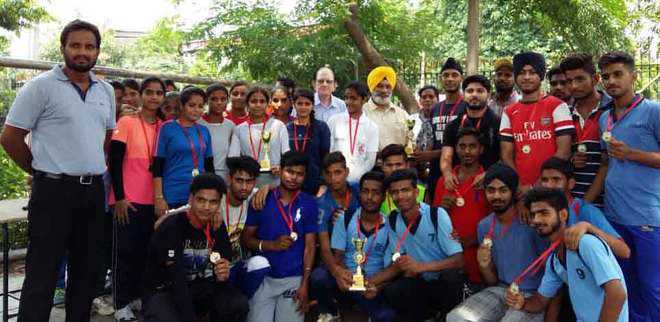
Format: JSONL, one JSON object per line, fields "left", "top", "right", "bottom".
{"left": 363, "top": 66, "right": 410, "bottom": 151}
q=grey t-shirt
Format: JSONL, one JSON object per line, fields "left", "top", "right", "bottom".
{"left": 198, "top": 118, "right": 235, "bottom": 178}
{"left": 5, "top": 65, "right": 116, "bottom": 175}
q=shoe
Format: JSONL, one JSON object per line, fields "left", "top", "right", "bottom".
{"left": 317, "top": 313, "right": 339, "bottom": 322}
{"left": 92, "top": 296, "right": 114, "bottom": 316}
{"left": 114, "top": 306, "right": 137, "bottom": 322}
{"left": 53, "top": 287, "right": 65, "bottom": 307}
{"left": 128, "top": 298, "right": 142, "bottom": 312}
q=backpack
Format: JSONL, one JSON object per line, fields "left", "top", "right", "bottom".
{"left": 388, "top": 206, "right": 439, "bottom": 232}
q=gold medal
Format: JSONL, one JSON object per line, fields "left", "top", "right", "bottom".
{"left": 456, "top": 197, "right": 465, "bottom": 207}
{"left": 510, "top": 282, "right": 519, "bottom": 294}
{"left": 602, "top": 131, "right": 612, "bottom": 143}
{"left": 192, "top": 168, "right": 200, "bottom": 177}
{"left": 577, "top": 144, "right": 587, "bottom": 153}
{"left": 522, "top": 145, "right": 531, "bottom": 154}
{"left": 290, "top": 232, "right": 298, "bottom": 241}
{"left": 209, "top": 252, "right": 222, "bottom": 264}
{"left": 391, "top": 252, "right": 401, "bottom": 262}
{"left": 482, "top": 237, "right": 492, "bottom": 248}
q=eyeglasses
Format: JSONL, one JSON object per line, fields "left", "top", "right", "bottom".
{"left": 316, "top": 79, "right": 335, "bottom": 84}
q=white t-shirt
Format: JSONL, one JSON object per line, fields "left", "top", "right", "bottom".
{"left": 198, "top": 117, "right": 235, "bottom": 178}
{"left": 327, "top": 113, "right": 379, "bottom": 183}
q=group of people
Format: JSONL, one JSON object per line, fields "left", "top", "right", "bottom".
{"left": 0, "top": 19, "right": 658, "bottom": 322}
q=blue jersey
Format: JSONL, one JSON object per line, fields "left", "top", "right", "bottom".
{"left": 538, "top": 235, "right": 628, "bottom": 322}
{"left": 569, "top": 198, "right": 620, "bottom": 238}
{"left": 386, "top": 203, "right": 462, "bottom": 281}
{"left": 599, "top": 97, "right": 660, "bottom": 226}
{"left": 156, "top": 120, "right": 213, "bottom": 204}
{"left": 316, "top": 184, "right": 360, "bottom": 233}
{"left": 331, "top": 209, "right": 389, "bottom": 277}
{"left": 477, "top": 214, "right": 549, "bottom": 292}
{"left": 245, "top": 190, "right": 319, "bottom": 278}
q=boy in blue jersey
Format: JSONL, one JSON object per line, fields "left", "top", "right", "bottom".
{"left": 447, "top": 163, "right": 547, "bottom": 322}
{"left": 311, "top": 151, "right": 360, "bottom": 320}
{"left": 382, "top": 169, "right": 464, "bottom": 321}
{"left": 539, "top": 157, "right": 629, "bottom": 258}
{"left": 595, "top": 51, "right": 660, "bottom": 322}
{"left": 330, "top": 171, "right": 396, "bottom": 321}
{"left": 506, "top": 188, "right": 628, "bottom": 322}
{"left": 241, "top": 151, "right": 319, "bottom": 322}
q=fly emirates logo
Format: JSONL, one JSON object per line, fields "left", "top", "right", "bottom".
{"left": 513, "top": 121, "right": 552, "bottom": 142}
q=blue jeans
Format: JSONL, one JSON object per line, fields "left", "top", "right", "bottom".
{"left": 612, "top": 222, "right": 660, "bottom": 322}
{"left": 310, "top": 266, "right": 339, "bottom": 314}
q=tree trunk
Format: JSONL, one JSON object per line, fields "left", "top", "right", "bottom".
{"left": 343, "top": 3, "right": 418, "bottom": 113}
{"left": 466, "top": 0, "right": 480, "bottom": 75}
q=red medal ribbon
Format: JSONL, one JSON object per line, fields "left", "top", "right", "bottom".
{"left": 452, "top": 166, "right": 484, "bottom": 200}
{"left": 486, "top": 214, "right": 515, "bottom": 240}
{"left": 348, "top": 115, "right": 361, "bottom": 155}
{"left": 513, "top": 239, "right": 562, "bottom": 285}
{"left": 606, "top": 95, "right": 644, "bottom": 132}
{"left": 459, "top": 114, "right": 482, "bottom": 130}
{"left": 187, "top": 210, "right": 214, "bottom": 251}
{"left": 274, "top": 189, "right": 301, "bottom": 235}
{"left": 293, "top": 121, "right": 311, "bottom": 152}
{"left": 393, "top": 208, "right": 419, "bottom": 254}
{"left": 248, "top": 118, "right": 267, "bottom": 161}
{"left": 139, "top": 115, "right": 160, "bottom": 164}
{"left": 439, "top": 97, "right": 464, "bottom": 119}
{"left": 178, "top": 121, "right": 205, "bottom": 171}
{"left": 225, "top": 194, "right": 245, "bottom": 230}
{"left": 356, "top": 214, "right": 382, "bottom": 264}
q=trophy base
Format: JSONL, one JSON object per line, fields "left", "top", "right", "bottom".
{"left": 259, "top": 168, "right": 272, "bottom": 173}
{"left": 349, "top": 285, "right": 366, "bottom": 292}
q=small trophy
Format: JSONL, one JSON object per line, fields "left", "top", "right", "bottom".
{"left": 349, "top": 237, "right": 367, "bottom": 291}
{"left": 260, "top": 131, "right": 272, "bottom": 172}
{"left": 404, "top": 119, "right": 416, "bottom": 158}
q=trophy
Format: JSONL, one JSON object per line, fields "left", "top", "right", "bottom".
{"left": 404, "top": 119, "right": 416, "bottom": 158}
{"left": 349, "top": 237, "right": 367, "bottom": 291}
{"left": 260, "top": 131, "right": 272, "bottom": 172}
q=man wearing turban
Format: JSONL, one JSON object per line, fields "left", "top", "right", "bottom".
{"left": 363, "top": 66, "right": 410, "bottom": 151}
{"left": 499, "top": 52, "right": 575, "bottom": 195}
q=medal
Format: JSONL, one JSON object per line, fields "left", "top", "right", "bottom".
{"left": 602, "top": 131, "right": 612, "bottom": 143}
{"left": 391, "top": 252, "right": 401, "bottom": 262}
{"left": 509, "top": 282, "right": 519, "bottom": 294}
{"left": 192, "top": 168, "right": 200, "bottom": 177}
{"left": 179, "top": 121, "right": 205, "bottom": 179}
{"left": 404, "top": 145, "right": 414, "bottom": 156}
{"left": 482, "top": 237, "right": 492, "bottom": 248}
{"left": 456, "top": 197, "right": 465, "bottom": 207}
{"left": 522, "top": 144, "right": 531, "bottom": 154}
{"left": 290, "top": 231, "right": 298, "bottom": 241}
{"left": 577, "top": 144, "right": 587, "bottom": 153}
{"left": 209, "top": 252, "right": 222, "bottom": 264}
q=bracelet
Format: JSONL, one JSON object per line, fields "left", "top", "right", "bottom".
{"left": 304, "top": 267, "right": 312, "bottom": 272}
{"left": 258, "top": 240, "right": 263, "bottom": 252}
{"left": 155, "top": 194, "right": 164, "bottom": 200}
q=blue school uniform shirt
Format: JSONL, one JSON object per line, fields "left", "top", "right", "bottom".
{"left": 538, "top": 235, "right": 628, "bottom": 322}
{"left": 477, "top": 214, "right": 549, "bottom": 292}
{"left": 599, "top": 97, "right": 660, "bottom": 226}
{"left": 331, "top": 209, "right": 389, "bottom": 278}
{"left": 385, "top": 203, "right": 462, "bottom": 281}
{"left": 316, "top": 183, "right": 360, "bottom": 233}
{"left": 156, "top": 120, "right": 213, "bottom": 204}
{"left": 569, "top": 198, "right": 620, "bottom": 238}
{"left": 245, "top": 190, "right": 319, "bottom": 278}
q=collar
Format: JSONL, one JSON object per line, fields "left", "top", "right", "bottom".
{"left": 315, "top": 92, "right": 338, "bottom": 109}
{"left": 53, "top": 64, "right": 99, "bottom": 84}
{"left": 366, "top": 99, "right": 396, "bottom": 112}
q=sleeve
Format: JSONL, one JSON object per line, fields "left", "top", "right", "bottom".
{"left": 111, "top": 117, "right": 131, "bottom": 143}
{"left": 330, "top": 213, "right": 347, "bottom": 251}
{"left": 651, "top": 102, "right": 660, "bottom": 143}
{"left": 109, "top": 140, "right": 127, "bottom": 201}
{"left": 105, "top": 83, "right": 117, "bottom": 130}
{"left": 553, "top": 102, "right": 576, "bottom": 136}
{"left": 579, "top": 235, "right": 622, "bottom": 287}
{"left": 319, "top": 122, "right": 331, "bottom": 162}
{"left": 435, "top": 208, "right": 463, "bottom": 256}
{"left": 432, "top": 178, "right": 447, "bottom": 207}
{"left": 203, "top": 127, "right": 213, "bottom": 158}
{"left": 303, "top": 198, "right": 319, "bottom": 234}
{"left": 5, "top": 79, "right": 46, "bottom": 130}
{"left": 384, "top": 224, "right": 398, "bottom": 267}
{"left": 152, "top": 157, "right": 165, "bottom": 178}
{"left": 204, "top": 157, "right": 215, "bottom": 174}
{"left": 581, "top": 204, "right": 621, "bottom": 238}
{"left": 156, "top": 124, "right": 170, "bottom": 158}
{"left": 442, "top": 121, "right": 458, "bottom": 148}
{"left": 599, "top": 112, "right": 608, "bottom": 151}
{"left": 537, "top": 257, "right": 563, "bottom": 298}
{"left": 499, "top": 109, "right": 513, "bottom": 142}
{"left": 228, "top": 126, "right": 241, "bottom": 157}
{"left": 317, "top": 203, "right": 330, "bottom": 233}
{"left": 476, "top": 220, "right": 486, "bottom": 244}
{"left": 245, "top": 202, "right": 261, "bottom": 227}
{"left": 327, "top": 117, "right": 337, "bottom": 152}
{"left": 366, "top": 122, "right": 380, "bottom": 153}
{"left": 213, "top": 223, "right": 234, "bottom": 260}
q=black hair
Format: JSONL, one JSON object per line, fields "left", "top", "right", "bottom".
{"left": 110, "top": 80, "right": 124, "bottom": 91}
{"left": 456, "top": 127, "right": 485, "bottom": 147}
{"left": 122, "top": 79, "right": 140, "bottom": 92}
{"left": 345, "top": 81, "right": 370, "bottom": 99}
{"left": 245, "top": 86, "right": 270, "bottom": 104}
{"left": 163, "top": 79, "right": 178, "bottom": 91}
{"left": 418, "top": 85, "right": 440, "bottom": 97}
{"left": 541, "top": 157, "right": 574, "bottom": 179}
{"left": 546, "top": 66, "right": 564, "bottom": 81}
{"left": 293, "top": 88, "right": 314, "bottom": 103}
{"left": 281, "top": 150, "right": 309, "bottom": 170}
{"left": 524, "top": 187, "right": 568, "bottom": 213}
{"left": 598, "top": 51, "right": 635, "bottom": 71}
{"left": 206, "top": 83, "right": 229, "bottom": 98}
{"left": 360, "top": 171, "right": 386, "bottom": 193}
{"left": 226, "top": 156, "right": 260, "bottom": 178}
{"left": 560, "top": 53, "right": 596, "bottom": 76}
{"left": 180, "top": 86, "right": 207, "bottom": 106}
{"left": 189, "top": 173, "right": 227, "bottom": 196}
{"left": 323, "top": 151, "right": 347, "bottom": 171}
{"left": 380, "top": 144, "right": 406, "bottom": 162}
{"left": 139, "top": 76, "right": 166, "bottom": 95}
{"left": 276, "top": 77, "right": 296, "bottom": 95}
{"left": 384, "top": 169, "right": 418, "bottom": 191}
{"left": 60, "top": 19, "right": 101, "bottom": 49}
{"left": 462, "top": 74, "right": 492, "bottom": 92}
{"left": 230, "top": 81, "right": 249, "bottom": 93}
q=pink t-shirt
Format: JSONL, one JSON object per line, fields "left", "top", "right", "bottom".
{"left": 109, "top": 115, "right": 160, "bottom": 205}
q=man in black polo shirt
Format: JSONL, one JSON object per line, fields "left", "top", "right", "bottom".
{"left": 441, "top": 75, "right": 501, "bottom": 190}
{"left": 142, "top": 174, "right": 248, "bottom": 322}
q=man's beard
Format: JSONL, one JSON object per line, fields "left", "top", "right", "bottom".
{"left": 492, "top": 198, "right": 514, "bottom": 214}
{"left": 64, "top": 55, "right": 97, "bottom": 72}
{"left": 520, "top": 83, "right": 541, "bottom": 95}
{"left": 372, "top": 93, "right": 391, "bottom": 106}
{"left": 467, "top": 102, "right": 486, "bottom": 110}
{"left": 536, "top": 219, "right": 561, "bottom": 238}
{"left": 495, "top": 82, "right": 513, "bottom": 93}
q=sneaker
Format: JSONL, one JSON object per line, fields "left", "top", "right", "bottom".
{"left": 114, "top": 306, "right": 137, "bottom": 322}
{"left": 128, "top": 298, "right": 142, "bottom": 312}
{"left": 92, "top": 296, "right": 114, "bottom": 316}
{"left": 317, "top": 313, "right": 339, "bottom": 322}
{"left": 53, "top": 287, "right": 65, "bottom": 307}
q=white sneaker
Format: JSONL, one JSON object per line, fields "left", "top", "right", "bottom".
{"left": 128, "top": 298, "right": 142, "bottom": 312}
{"left": 114, "top": 306, "right": 137, "bottom": 322}
{"left": 92, "top": 296, "right": 114, "bottom": 316}
{"left": 317, "top": 313, "right": 339, "bottom": 322}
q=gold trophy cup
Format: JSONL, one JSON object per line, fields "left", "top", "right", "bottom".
{"left": 349, "top": 237, "right": 367, "bottom": 291}
{"left": 260, "top": 131, "right": 272, "bottom": 172}
{"left": 404, "top": 119, "right": 416, "bottom": 158}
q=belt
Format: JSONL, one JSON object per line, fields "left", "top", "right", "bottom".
{"left": 33, "top": 170, "right": 102, "bottom": 185}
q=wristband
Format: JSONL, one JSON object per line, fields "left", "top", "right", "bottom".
{"left": 258, "top": 240, "right": 263, "bottom": 252}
